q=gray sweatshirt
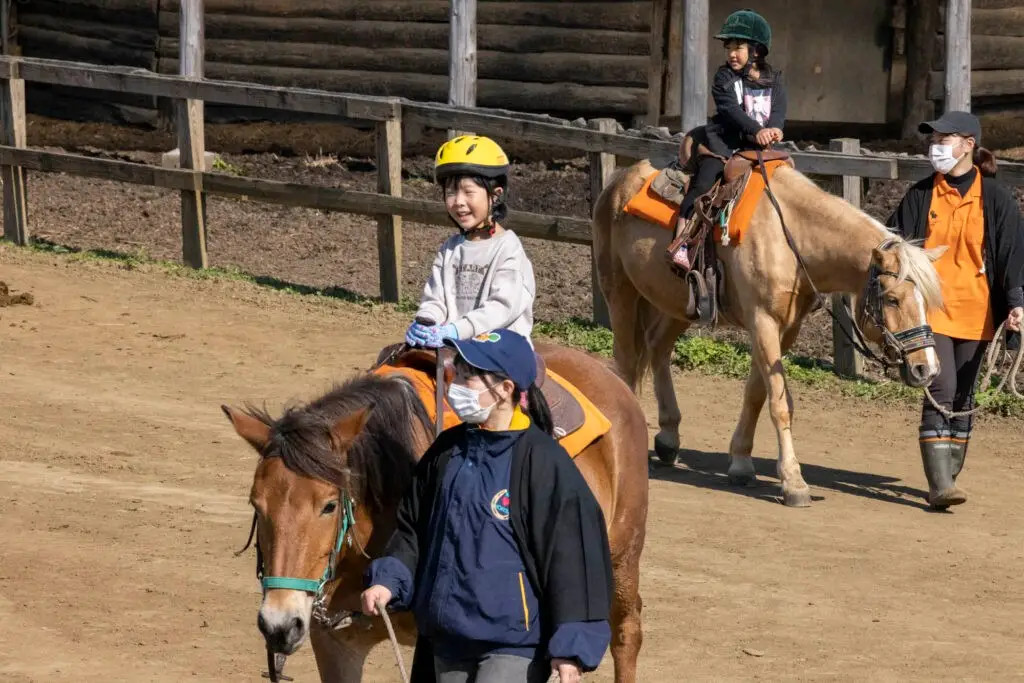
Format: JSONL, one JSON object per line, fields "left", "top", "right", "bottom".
{"left": 415, "top": 231, "right": 536, "bottom": 342}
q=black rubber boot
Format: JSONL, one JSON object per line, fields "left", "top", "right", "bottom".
{"left": 950, "top": 437, "right": 969, "bottom": 482}
{"left": 920, "top": 438, "right": 967, "bottom": 510}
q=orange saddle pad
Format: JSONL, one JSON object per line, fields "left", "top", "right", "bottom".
{"left": 622, "top": 171, "right": 680, "bottom": 230}
{"left": 713, "top": 159, "right": 790, "bottom": 247}
{"left": 372, "top": 363, "right": 610, "bottom": 459}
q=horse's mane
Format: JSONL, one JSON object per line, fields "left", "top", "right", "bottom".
{"left": 773, "top": 165, "right": 944, "bottom": 310}
{"left": 242, "top": 374, "right": 431, "bottom": 515}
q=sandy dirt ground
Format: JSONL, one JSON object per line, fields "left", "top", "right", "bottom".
{"left": 1, "top": 247, "right": 1023, "bottom": 682}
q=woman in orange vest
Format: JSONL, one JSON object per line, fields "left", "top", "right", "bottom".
{"left": 888, "top": 111, "right": 1024, "bottom": 511}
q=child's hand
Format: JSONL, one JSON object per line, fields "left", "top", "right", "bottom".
{"left": 551, "top": 658, "right": 582, "bottom": 683}
{"left": 754, "top": 128, "right": 775, "bottom": 148}
{"left": 360, "top": 585, "right": 393, "bottom": 616}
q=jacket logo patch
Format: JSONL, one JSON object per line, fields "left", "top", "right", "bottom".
{"left": 490, "top": 489, "right": 510, "bottom": 520}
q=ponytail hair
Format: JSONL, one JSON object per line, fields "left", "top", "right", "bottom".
{"left": 974, "top": 145, "right": 998, "bottom": 178}
{"left": 514, "top": 383, "right": 553, "bottom": 436}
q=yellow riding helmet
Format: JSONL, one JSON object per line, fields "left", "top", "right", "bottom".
{"left": 434, "top": 135, "right": 510, "bottom": 183}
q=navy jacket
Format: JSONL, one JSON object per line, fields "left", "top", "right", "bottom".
{"left": 368, "top": 416, "right": 613, "bottom": 677}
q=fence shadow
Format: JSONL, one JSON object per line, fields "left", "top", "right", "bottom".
{"left": 649, "top": 448, "right": 931, "bottom": 511}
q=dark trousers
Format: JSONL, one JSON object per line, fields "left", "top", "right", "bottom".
{"left": 679, "top": 156, "right": 725, "bottom": 220}
{"left": 920, "top": 334, "right": 989, "bottom": 439}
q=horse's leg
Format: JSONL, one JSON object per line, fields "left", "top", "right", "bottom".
{"left": 309, "top": 626, "right": 371, "bottom": 683}
{"left": 750, "top": 312, "right": 810, "bottom": 507}
{"left": 609, "top": 281, "right": 646, "bottom": 393}
{"left": 609, "top": 547, "right": 643, "bottom": 683}
{"left": 727, "top": 322, "right": 802, "bottom": 486}
{"left": 647, "top": 312, "right": 689, "bottom": 464}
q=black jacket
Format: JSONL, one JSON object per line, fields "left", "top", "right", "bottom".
{"left": 382, "top": 423, "right": 614, "bottom": 682}
{"left": 886, "top": 172, "right": 1024, "bottom": 328}
{"left": 701, "top": 63, "right": 787, "bottom": 158}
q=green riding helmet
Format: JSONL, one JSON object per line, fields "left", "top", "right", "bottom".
{"left": 715, "top": 9, "right": 772, "bottom": 53}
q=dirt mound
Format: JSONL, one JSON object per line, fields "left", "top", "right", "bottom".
{"left": 0, "top": 281, "right": 34, "bottom": 306}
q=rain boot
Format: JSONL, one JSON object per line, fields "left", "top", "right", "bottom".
{"left": 950, "top": 432, "right": 969, "bottom": 482}
{"left": 920, "top": 438, "right": 967, "bottom": 510}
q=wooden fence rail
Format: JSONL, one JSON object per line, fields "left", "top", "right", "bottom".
{"left": 3, "top": 55, "right": 1024, "bottom": 378}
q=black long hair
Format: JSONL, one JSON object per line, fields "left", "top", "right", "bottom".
{"left": 453, "top": 354, "right": 553, "bottom": 435}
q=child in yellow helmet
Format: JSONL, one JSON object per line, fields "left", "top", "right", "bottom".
{"left": 406, "top": 136, "right": 537, "bottom": 348}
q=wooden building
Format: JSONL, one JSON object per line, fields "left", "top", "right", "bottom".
{"left": 10, "top": 0, "right": 1023, "bottom": 131}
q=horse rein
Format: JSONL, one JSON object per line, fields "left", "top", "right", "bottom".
{"left": 754, "top": 150, "right": 934, "bottom": 371}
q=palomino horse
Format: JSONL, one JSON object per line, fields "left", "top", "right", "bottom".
{"left": 593, "top": 159, "right": 945, "bottom": 507}
{"left": 222, "top": 342, "right": 649, "bottom": 682}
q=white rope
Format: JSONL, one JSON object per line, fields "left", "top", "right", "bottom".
{"left": 376, "top": 599, "right": 409, "bottom": 683}
{"left": 922, "top": 321, "right": 1024, "bottom": 418}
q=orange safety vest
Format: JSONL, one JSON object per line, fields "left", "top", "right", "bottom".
{"left": 923, "top": 169, "right": 995, "bottom": 341}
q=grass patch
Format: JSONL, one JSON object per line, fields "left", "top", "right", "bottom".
{"left": 212, "top": 156, "right": 244, "bottom": 176}
{"left": 22, "top": 238, "right": 420, "bottom": 313}
{"left": 8, "top": 238, "right": 1022, "bottom": 419}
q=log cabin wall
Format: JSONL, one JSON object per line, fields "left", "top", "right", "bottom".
{"left": 929, "top": 0, "right": 1024, "bottom": 106}
{"left": 14, "top": 0, "right": 658, "bottom": 123}
{"left": 16, "top": 0, "right": 160, "bottom": 124}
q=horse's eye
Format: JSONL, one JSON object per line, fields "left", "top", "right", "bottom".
{"left": 885, "top": 297, "right": 900, "bottom": 307}
{"left": 321, "top": 501, "right": 338, "bottom": 516}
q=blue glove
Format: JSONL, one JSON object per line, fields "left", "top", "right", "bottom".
{"left": 406, "top": 323, "right": 458, "bottom": 348}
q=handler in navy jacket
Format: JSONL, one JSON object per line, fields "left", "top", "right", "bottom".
{"left": 361, "top": 329, "right": 613, "bottom": 683}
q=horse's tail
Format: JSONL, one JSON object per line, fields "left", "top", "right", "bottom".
{"left": 592, "top": 167, "right": 653, "bottom": 395}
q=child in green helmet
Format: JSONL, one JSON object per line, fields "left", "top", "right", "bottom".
{"left": 670, "top": 9, "right": 787, "bottom": 269}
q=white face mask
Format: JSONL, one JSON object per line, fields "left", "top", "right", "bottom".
{"left": 446, "top": 383, "right": 494, "bottom": 424}
{"left": 929, "top": 143, "right": 963, "bottom": 174}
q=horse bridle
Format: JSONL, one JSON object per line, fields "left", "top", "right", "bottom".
{"left": 754, "top": 151, "right": 936, "bottom": 370}
{"left": 236, "top": 492, "right": 367, "bottom": 682}
{"left": 858, "top": 263, "right": 936, "bottom": 368}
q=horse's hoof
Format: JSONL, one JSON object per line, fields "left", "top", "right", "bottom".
{"left": 728, "top": 474, "right": 757, "bottom": 487}
{"left": 653, "top": 435, "right": 678, "bottom": 465}
{"left": 782, "top": 486, "right": 813, "bottom": 507}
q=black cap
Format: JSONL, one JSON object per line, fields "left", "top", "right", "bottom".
{"left": 919, "top": 111, "right": 982, "bottom": 145}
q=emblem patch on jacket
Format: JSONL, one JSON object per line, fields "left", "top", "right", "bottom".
{"left": 490, "top": 489, "right": 511, "bottom": 520}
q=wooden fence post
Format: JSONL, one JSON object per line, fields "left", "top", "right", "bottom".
{"left": 944, "top": 0, "right": 971, "bottom": 112}
{"left": 681, "top": 0, "right": 709, "bottom": 135}
{"left": 902, "top": 0, "right": 939, "bottom": 137}
{"left": 376, "top": 103, "right": 403, "bottom": 303}
{"left": 588, "top": 119, "right": 616, "bottom": 327}
{"left": 447, "top": 0, "right": 476, "bottom": 138}
{"left": 645, "top": 0, "right": 668, "bottom": 126}
{"left": 177, "top": 0, "right": 207, "bottom": 268}
{"left": 1, "top": 0, "right": 28, "bottom": 245}
{"left": 829, "top": 138, "right": 865, "bottom": 379}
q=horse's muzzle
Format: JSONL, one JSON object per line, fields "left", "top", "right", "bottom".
{"left": 258, "top": 611, "right": 307, "bottom": 655}
{"left": 902, "top": 361, "right": 936, "bottom": 388}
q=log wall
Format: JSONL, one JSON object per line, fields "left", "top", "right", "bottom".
{"left": 16, "top": 0, "right": 160, "bottom": 124}
{"left": 153, "top": 0, "right": 654, "bottom": 120}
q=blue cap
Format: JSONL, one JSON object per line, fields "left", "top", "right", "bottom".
{"left": 444, "top": 329, "right": 537, "bottom": 391}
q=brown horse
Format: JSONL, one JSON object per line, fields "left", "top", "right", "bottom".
{"left": 593, "top": 159, "right": 945, "bottom": 507}
{"left": 222, "top": 341, "right": 649, "bottom": 682}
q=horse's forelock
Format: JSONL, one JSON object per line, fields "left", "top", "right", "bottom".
{"left": 251, "top": 374, "right": 427, "bottom": 515}
{"left": 888, "top": 237, "right": 944, "bottom": 310}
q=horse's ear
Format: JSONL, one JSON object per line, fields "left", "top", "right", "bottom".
{"left": 925, "top": 245, "right": 948, "bottom": 262}
{"left": 222, "top": 405, "right": 271, "bottom": 453}
{"left": 871, "top": 245, "right": 898, "bottom": 271}
{"left": 330, "top": 406, "right": 373, "bottom": 452}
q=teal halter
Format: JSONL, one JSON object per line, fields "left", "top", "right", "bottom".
{"left": 258, "top": 495, "right": 357, "bottom": 599}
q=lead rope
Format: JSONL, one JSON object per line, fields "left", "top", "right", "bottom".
{"left": 922, "top": 320, "right": 1024, "bottom": 418}
{"left": 376, "top": 599, "right": 409, "bottom": 683}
